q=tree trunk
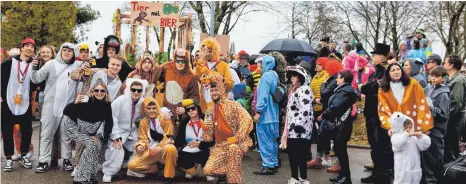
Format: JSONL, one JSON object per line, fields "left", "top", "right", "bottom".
{"left": 446, "top": 2, "right": 465, "bottom": 55}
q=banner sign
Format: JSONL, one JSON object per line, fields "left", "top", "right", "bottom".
{"left": 130, "top": 1, "right": 180, "bottom": 27}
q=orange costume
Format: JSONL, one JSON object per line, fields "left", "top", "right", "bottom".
{"left": 127, "top": 97, "right": 178, "bottom": 178}
{"left": 194, "top": 38, "right": 234, "bottom": 112}
{"left": 378, "top": 78, "right": 434, "bottom": 132}
{"left": 202, "top": 73, "right": 253, "bottom": 184}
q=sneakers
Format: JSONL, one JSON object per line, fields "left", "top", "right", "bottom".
{"left": 206, "top": 175, "right": 216, "bottom": 182}
{"left": 102, "top": 174, "right": 112, "bottom": 183}
{"left": 11, "top": 154, "right": 21, "bottom": 161}
{"left": 287, "top": 178, "right": 299, "bottom": 184}
{"left": 185, "top": 173, "right": 194, "bottom": 179}
{"left": 253, "top": 167, "right": 275, "bottom": 175}
{"left": 364, "top": 163, "right": 374, "bottom": 170}
{"left": 307, "top": 156, "right": 323, "bottom": 169}
{"left": 4, "top": 159, "right": 13, "bottom": 172}
{"left": 327, "top": 163, "right": 341, "bottom": 173}
{"left": 19, "top": 156, "right": 32, "bottom": 168}
{"left": 322, "top": 155, "right": 332, "bottom": 167}
{"left": 164, "top": 177, "right": 174, "bottom": 184}
{"left": 299, "top": 177, "right": 310, "bottom": 184}
{"left": 126, "top": 169, "right": 146, "bottom": 178}
{"left": 63, "top": 159, "right": 73, "bottom": 171}
{"left": 35, "top": 162, "right": 49, "bottom": 173}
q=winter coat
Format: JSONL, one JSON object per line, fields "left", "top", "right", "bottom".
{"left": 427, "top": 84, "right": 450, "bottom": 138}
{"left": 311, "top": 70, "right": 329, "bottom": 112}
{"left": 256, "top": 56, "right": 279, "bottom": 124}
{"left": 378, "top": 78, "right": 434, "bottom": 133}
{"left": 361, "top": 64, "right": 385, "bottom": 118}
{"left": 95, "top": 35, "right": 133, "bottom": 82}
{"left": 282, "top": 66, "right": 314, "bottom": 140}
{"left": 321, "top": 83, "right": 357, "bottom": 130}
{"left": 389, "top": 112, "right": 431, "bottom": 184}
{"left": 320, "top": 75, "right": 338, "bottom": 112}
{"left": 445, "top": 72, "right": 466, "bottom": 138}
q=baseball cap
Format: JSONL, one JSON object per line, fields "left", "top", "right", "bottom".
{"left": 426, "top": 54, "right": 442, "bottom": 65}
{"left": 21, "top": 38, "right": 35, "bottom": 47}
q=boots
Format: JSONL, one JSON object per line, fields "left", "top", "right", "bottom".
{"left": 327, "top": 163, "right": 341, "bottom": 173}
{"left": 307, "top": 156, "right": 323, "bottom": 169}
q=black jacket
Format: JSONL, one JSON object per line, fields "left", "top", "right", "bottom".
{"left": 361, "top": 64, "right": 385, "bottom": 118}
{"left": 321, "top": 74, "right": 338, "bottom": 111}
{"left": 321, "top": 83, "right": 357, "bottom": 124}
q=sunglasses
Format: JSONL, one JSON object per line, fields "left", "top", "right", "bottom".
{"left": 185, "top": 106, "right": 197, "bottom": 112}
{"left": 93, "top": 89, "right": 106, "bottom": 93}
{"left": 175, "top": 59, "right": 186, "bottom": 64}
{"left": 130, "top": 88, "right": 143, "bottom": 93}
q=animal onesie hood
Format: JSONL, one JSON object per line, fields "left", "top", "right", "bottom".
{"left": 95, "top": 35, "right": 133, "bottom": 82}
{"left": 389, "top": 112, "right": 431, "bottom": 184}
{"left": 31, "top": 42, "right": 83, "bottom": 163}
{"left": 282, "top": 65, "right": 314, "bottom": 140}
{"left": 102, "top": 78, "right": 148, "bottom": 176}
{"left": 163, "top": 50, "right": 200, "bottom": 121}
{"left": 127, "top": 97, "right": 178, "bottom": 178}
{"left": 202, "top": 73, "right": 253, "bottom": 184}
{"left": 195, "top": 38, "right": 234, "bottom": 111}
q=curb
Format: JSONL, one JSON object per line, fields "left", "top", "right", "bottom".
{"left": 347, "top": 144, "right": 370, "bottom": 149}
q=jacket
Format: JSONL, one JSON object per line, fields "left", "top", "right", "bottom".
{"left": 95, "top": 35, "right": 133, "bottom": 82}
{"left": 320, "top": 74, "right": 338, "bottom": 111}
{"left": 378, "top": 78, "right": 434, "bottom": 133}
{"left": 361, "top": 64, "right": 385, "bottom": 118}
{"left": 389, "top": 112, "right": 431, "bottom": 184}
{"left": 283, "top": 66, "right": 314, "bottom": 140}
{"left": 311, "top": 70, "right": 329, "bottom": 112}
{"left": 427, "top": 84, "right": 450, "bottom": 138}
{"left": 445, "top": 71, "right": 466, "bottom": 136}
{"left": 256, "top": 56, "right": 279, "bottom": 124}
{"left": 321, "top": 83, "right": 357, "bottom": 127}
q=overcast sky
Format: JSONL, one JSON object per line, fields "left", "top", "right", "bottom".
{"left": 83, "top": 1, "right": 446, "bottom": 58}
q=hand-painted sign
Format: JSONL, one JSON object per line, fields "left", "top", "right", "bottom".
{"left": 131, "top": 1, "right": 179, "bottom": 27}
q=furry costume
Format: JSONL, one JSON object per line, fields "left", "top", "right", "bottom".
{"left": 194, "top": 38, "right": 234, "bottom": 112}
{"left": 389, "top": 112, "right": 431, "bottom": 184}
{"left": 202, "top": 73, "right": 253, "bottom": 184}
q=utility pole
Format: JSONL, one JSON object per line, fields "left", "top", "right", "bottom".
{"left": 210, "top": 1, "right": 216, "bottom": 37}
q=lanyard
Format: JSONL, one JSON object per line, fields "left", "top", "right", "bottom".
{"left": 17, "top": 61, "right": 30, "bottom": 83}
{"left": 151, "top": 118, "right": 157, "bottom": 130}
{"left": 189, "top": 120, "right": 201, "bottom": 137}
{"left": 131, "top": 101, "right": 137, "bottom": 128}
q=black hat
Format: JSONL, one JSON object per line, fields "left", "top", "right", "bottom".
{"left": 370, "top": 43, "right": 390, "bottom": 56}
{"left": 320, "top": 37, "right": 330, "bottom": 43}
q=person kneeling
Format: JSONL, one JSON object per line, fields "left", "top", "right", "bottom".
{"left": 175, "top": 99, "right": 215, "bottom": 180}
{"left": 127, "top": 97, "right": 177, "bottom": 184}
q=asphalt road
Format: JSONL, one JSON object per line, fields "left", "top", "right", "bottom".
{"left": 1, "top": 122, "right": 376, "bottom": 184}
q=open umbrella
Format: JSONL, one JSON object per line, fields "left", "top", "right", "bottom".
{"left": 260, "top": 38, "right": 317, "bottom": 56}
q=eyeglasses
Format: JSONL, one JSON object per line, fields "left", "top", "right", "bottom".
{"left": 130, "top": 88, "right": 143, "bottom": 93}
{"left": 185, "top": 106, "right": 197, "bottom": 112}
{"left": 93, "top": 89, "right": 106, "bottom": 93}
{"left": 175, "top": 60, "right": 186, "bottom": 64}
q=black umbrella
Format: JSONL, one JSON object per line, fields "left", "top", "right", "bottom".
{"left": 260, "top": 38, "right": 317, "bottom": 56}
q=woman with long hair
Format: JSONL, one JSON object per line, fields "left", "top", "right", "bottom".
{"left": 62, "top": 79, "right": 114, "bottom": 184}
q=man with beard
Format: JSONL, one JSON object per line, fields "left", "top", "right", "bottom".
{"left": 194, "top": 38, "right": 234, "bottom": 112}
{"left": 31, "top": 43, "right": 83, "bottom": 173}
{"left": 1, "top": 38, "right": 38, "bottom": 171}
{"left": 95, "top": 35, "right": 133, "bottom": 82}
{"left": 202, "top": 73, "right": 253, "bottom": 184}
{"left": 360, "top": 43, "right": 393, "bottom": 184}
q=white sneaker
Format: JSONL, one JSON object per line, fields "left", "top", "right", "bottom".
{"left": 25, "top": 150, "right": 34, "bottom": 159}
{"left": 71, "top": 166, "right": 77, "bottom": 177}
{"left": 126, "top": 169, "right": 145, "bottom": 178}
{"left": 4, "top": 160, "right": 13, "bottom": 172}
{"left": 102, "top": 174, "right": 112, "bottom": 183}
{"left": 185, "top": 173, "right": 194, "bottom": 179}
{"left": 206, "top": 175, "right": 216, "bottom": 182}
{"left": 19, "top": 156, "right": 32, "bottom": 168}
{"left": 287, "top": 178, "right": 299, "bottom": 184}
{"left": 299, "top": 177, "right": 310, "bottom": 184}
{"left": 11, "top": 154, "right": 20, "bottom": 161}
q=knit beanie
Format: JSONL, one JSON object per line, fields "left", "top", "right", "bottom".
{"left": 325, "top": 59, "right": 343, "bottom": 76}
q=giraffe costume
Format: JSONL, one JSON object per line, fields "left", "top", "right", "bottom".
{"left": 202, "top": 73, "right": 253, "bottom": 184}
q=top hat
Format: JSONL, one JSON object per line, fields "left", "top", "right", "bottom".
{"left": 370, "top": 43, "right": 390, "bottom": 56}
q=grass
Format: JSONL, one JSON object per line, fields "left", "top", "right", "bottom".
{"left": 348, "top": 101, "right": 369, "bottom": 145}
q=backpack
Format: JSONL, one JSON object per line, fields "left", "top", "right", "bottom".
{"left": 270, "top": 71, "right": 287, "bottom": 107}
